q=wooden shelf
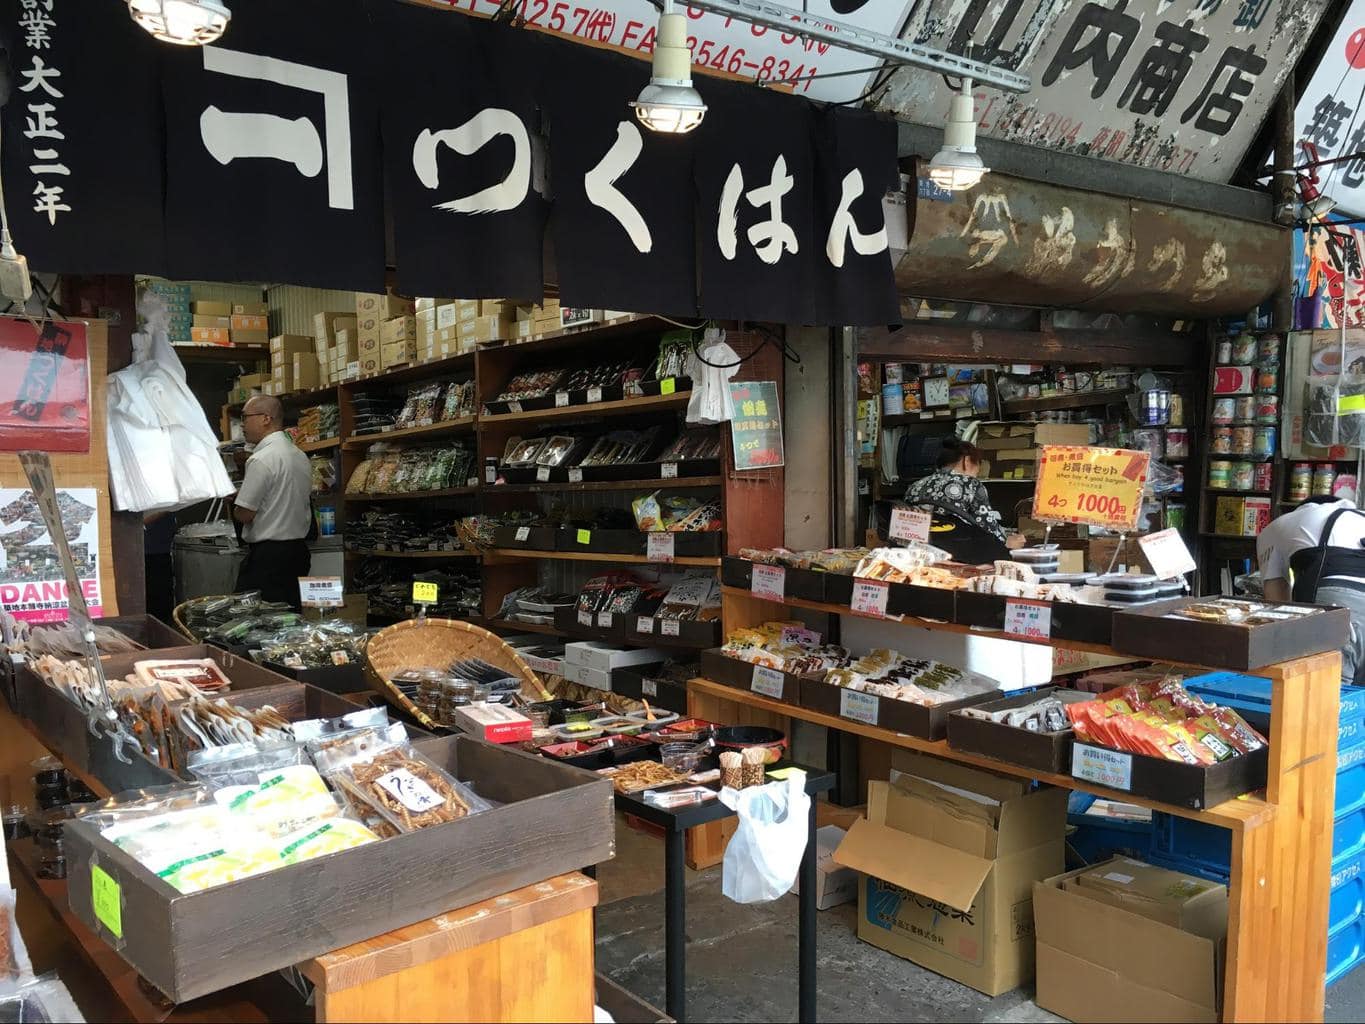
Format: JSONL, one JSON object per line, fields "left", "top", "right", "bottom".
{"left": 481, "top": 392, "right": 689, "bottom": 427}
{"left": 172, "top": 343, "right": 270, "bottom": 363}
{"left": 687, "top": 677, "right": 1273, "bottom": 832}
{"left": 881, "top": 409, "right": 967, "bottom": 424}
{"left": 347, "top": 549, "right": 480, "bottom": 559}
{"left": 230, "top": 386, "right": 340, "bottom": 411}
{"left": 485, "top": 616, "right": 712, "bottom": 650}
{"left": 491, "top": 476, "right": 723, "bottom": 494}
{"left": 297, "top": 437, "right": 340, "bottom": 453}
{"left": 477, "top": 314, "right": 668, "bottom": 358}
{"left": 980, "top": 477, "right": 1036, "bottom": 484}
{"left": 1199, "top": 532, "right": 1258, "bottom": 541}
{"left": 1204, "top": 489, "right": 1272, "bottom": 497}
{"left": 1001, "top": 388, "right": 1131, "bottom": 415}
{"left": 348, "top": 486, "right": 479, "bottom": 501}
{"left": 489, "top": 548, "right": 721, "bottom": 567}
{"left": 342, "top": 416, "right": 476, "bottom": 449}
{"left": 345, "top": 350, "right": 475, "bottom": 388}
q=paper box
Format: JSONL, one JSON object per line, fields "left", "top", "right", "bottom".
{"left": 270, "top": 334, "right": 314, "bottom": 357}
{"left": 356, "top": 291, "right": 414, "bottom": 321}
{"left": 1069, "top": 857, "right": 1227, "bottom": 931}
{"left": 1033, "top": 423, "right": 1092, "bottom": 446}
{"left": 291, "top": 353, "right": 319, "bottom": 390}
{"left": 1212, "top": 365, "right": 1255, "bottom": 395}
{"left": 563, "top": 662, "right": 613, "bottom": 691}
{"left": 190, "top": 327, "right": 230, "bottom": 345}
{"left": 313, "top": 311, "right": 355, "bottom": 347}
{"left": 564, "top": 641, "right": 667, "bottom": 673}
{"left": 516, "top": 319, "right": 536, "bottom": 340}
{"left": 1213, "top": 496, "right": 1271, "bottom": 536}
{"left": 790, "top": 825, "right": 858, "bottom": 910}
{"left": 191, "top": 300, "right": 231, "bottom": 317}
{"left": 231, "top": 329, "right": 269, "bottom": 346}
{"left": 975, "top": 422, "right": 1035, "bottom": 450}
{"left": 358, "top": 328, "right": 381, "bottom": 375}
{"left": 192, "top": 314, "right": 231, "bottom": 329}
{"left": 833, "top": 753, "right": 1066, "bottom": 996}
{"left": 452, "top": 703, "right": 532, "bottom": 744}
{"left": 334, "top": 328, "right": 359, "bottom": 362}
{"left": 381, "top": 340, "right": 415, "bottom": 370}
{"left": 458, "top": 314, "right": 511, "bottom": 343}
{"left": 415, "top": 296, "right": 456, "bottom": 312}
{"left": 1034, "top": 859, "right": 1225, "bottom": 1023}
{"left": 561, "top": 307, "right": 603, "bottom": 329}
{"left": 232, "top": 301, "right": 268, "bottom": 316}
{"left": 231, "top": 314, "right": 268, "bottom": 332}
{"left": 436, "top": 303, "right": 460, "bottom": 330}
{"left": 382, "top": 315, "right": 419, "bottom": 344}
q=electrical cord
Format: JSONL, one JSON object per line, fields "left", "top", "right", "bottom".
{"left": 689, "top": 322, "right": 802, "bottom": 369}
{"left": 0, "top": 113, "right": 15, "bottom": 260}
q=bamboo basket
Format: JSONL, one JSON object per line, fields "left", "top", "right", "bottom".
{"left": 364, "top": 618, "right": 548, "bottom": 729}
{"left": 170, "top": 595, "right": 225, "bottom": 643}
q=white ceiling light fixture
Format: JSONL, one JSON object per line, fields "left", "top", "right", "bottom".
{"left": 631, "top": 0, "right": 707, "bottom": 134}
{"left": 127, "top": 0, "right": 231, "bottom": 46}
{"left": 928, "top": 78, "right": 988, "bottom": 192}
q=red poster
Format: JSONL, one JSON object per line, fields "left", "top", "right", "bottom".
{"left": 0, "top": 317, "right": 89, "bottom": 453}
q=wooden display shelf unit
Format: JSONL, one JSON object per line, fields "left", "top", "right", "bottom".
{"left": 341, "top": 416, "right": 477, "bottom": 449}
{"left": 709, "top": 582, "right": 1338, "bottom": 1024}
{"left": 347, "top": 486, "right": 479, "bottom": 501}
{"left": 173, "top": 343, "right": 270, "bottom": 363}
{"left": 298, "top": 437, "right": 341, "bottom": 453}
{"left": 480, "top": 391, "right": 690, "bottom": 427}
{"left": 1000, "top": 388, "right": 1132, "bottom": 415}
{"left": 490, "top": 475, "right": 724, "bottom": 494}
{"left": 488, "top": 548, "right": 721, "bottom": 567}
{"left": 346, "top": 549, "right": 481, "bottom": 559}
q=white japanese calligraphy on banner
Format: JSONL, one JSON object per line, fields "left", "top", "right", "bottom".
{"left": 1295, "top": 4, "right": 1365, "bottom": 220}
{"left": 19, "top": 0, "right": 70, "bottom": 225}
{"left": 873, "top": 0, "right": 1331, "bottom": 184}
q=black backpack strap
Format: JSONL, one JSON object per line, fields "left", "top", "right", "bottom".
{"left": 1306, "top": 507, "right": 1365, "bottom": 600}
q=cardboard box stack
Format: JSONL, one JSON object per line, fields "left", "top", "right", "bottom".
{"left": 832, "top": 751, "right": 1066, "bottom": 996}
{"left": 190, "top": 301, "right": 232, "bottom": 346}
{"left": 513, "top": 299, "right": 562, "bottom": 341}
{"left": 1034, "top": 857, "right": 1227, "bottom": 1023}
{"left": 973, "top": 422, "right": 1089, "bottom": 481}
{"left": 228, "top": 372, "right": 270, "bottom": 405}
{"left": 230, "top": 302, "right": 269, "bottom": 346}
{"left": 312, "top": 311, "right": 356, "bottom": 386}
{"left": 144, "top": 281, "right": 192, "bottom": 344}
{"left": 267, "top": 335, "right": 313, "bottom": 395}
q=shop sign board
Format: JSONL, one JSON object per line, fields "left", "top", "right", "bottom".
{"left": 1032, "top": 446, "right": 1150, "bottom": 534}
{"left": 1004, "top": 599, "right": 1052, "bottom": 639}
{"left": 0, "top": 318, "right": 90, "bottom": 454}
{"left": 299, "top": 577, "right": 345, "bottom": 609}
{"left": 0, "top": 486, "right": 103, "bottom": 624}
{"left": 874, "top": 0, "right": 1331, "bottom": 183}
{"left": 1294, "top": 5, "right": 1365, "bottom": 220}
{"left": 729, "top": 381, "right": 784, "bottom": 470}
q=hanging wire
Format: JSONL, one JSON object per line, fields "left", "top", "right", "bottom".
{"left": 690, "top": 323, "right": 802, "bottom": 369}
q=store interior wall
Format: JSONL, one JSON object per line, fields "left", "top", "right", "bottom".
{"left": 784, "top": 327, "right": 832, "bottom": 551}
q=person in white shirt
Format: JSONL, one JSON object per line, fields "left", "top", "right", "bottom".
{"left": 232, "top": 396, "right": 313, "bottom": 608}
{"left": 1256, "top": 496, "right": 1365, "bottom": 682}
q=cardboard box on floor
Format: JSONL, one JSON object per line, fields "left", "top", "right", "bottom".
{"left": 1034, "top": 858, "right": 1226, "bottom": 1023}
{"left": 790, "top": 825, "right": 858, "bottom": 910}
{"left": 832, "top": 751, "right": 1065, "bottom": 996}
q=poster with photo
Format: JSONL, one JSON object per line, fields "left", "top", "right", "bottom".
{"left": 0, "top": 487, "right": 102, "bottom": 623}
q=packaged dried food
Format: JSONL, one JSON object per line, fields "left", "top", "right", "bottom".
{"left": 505, "top": 437, "right": 549, "bottom": 466}
{"left": 537, "top": 436, "right": 579, "bottom": 467}
{"left": 132, "top": 659, "right": 231, "bottom": 694}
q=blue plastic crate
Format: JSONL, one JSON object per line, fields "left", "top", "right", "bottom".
{"left": 1151, "top": 813, "right": 1232, "bottom": 882}
{"left": 1066, "top": 811, "right": 1153, "bottom": 864}
{"left": 1337, "top": 805, "right": 1365, "bottom": 863}
{"left": 1145, "top": 849, "right": 1230, "bottom": 885}
{"left": 1332, "top": 857, "right": 1365, "bottom": 936}
{"left": 1329, "top": 913, "right": 1365, "bottom": 986}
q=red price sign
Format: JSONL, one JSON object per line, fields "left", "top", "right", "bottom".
{"left": 1031, "top": 446, "right": 1150, "bottom": 533}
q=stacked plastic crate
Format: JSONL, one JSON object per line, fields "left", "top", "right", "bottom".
{"left": 1157, "top": 673, "right": 1365, "bottom": 985}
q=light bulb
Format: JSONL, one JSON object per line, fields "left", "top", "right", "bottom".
{"left": 127, "top": 0, "right": 230, "bottom": 45}
{"left": 630, "top": 8, "right": 706, "bottom": 134}
{"left": 927, "top": 79, "right": 989, "bottom": 192}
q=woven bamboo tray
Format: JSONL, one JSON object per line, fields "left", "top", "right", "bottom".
{"left": 364, "top": 618, "right": 547, "bottom": 730}
{"left": 170, "top": 595, "right": 226, "bottom": 643}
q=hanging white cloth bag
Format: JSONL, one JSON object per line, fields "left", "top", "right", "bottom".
{"left": 718, "top": 772, "right": 811, "bottom": 904}
{"left": 685, "top": 328, "right": 739, "bottom": 426}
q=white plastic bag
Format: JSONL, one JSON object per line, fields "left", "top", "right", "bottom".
{"left": 685, "top": 328, "right": 738, "bottom": 426}
{"left": 718, "top": 773, "right": 811, "bottom": 904}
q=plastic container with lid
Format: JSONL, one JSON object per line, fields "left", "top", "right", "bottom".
{"left": 591, "top": 715, "right": 646, "bottom": 736}
{"left": 1289, "top": 463, "right": 1313, "bottom": 502}
{"left": 1037, "top": 572, "right": 1097, "bottom": 586}
{"left": 1209, "top": 461, "right": 1232, "bottom": 489}
{"left": 626, "top": 708, "right": 680, "bottom": 729}
{"left": 554, "top": 722, "right": 605, "bottom": 742}
{"left": 1013, "top": 546, "right": 1060, "bottom": 564}
{"left": 1154, "top": 579, "right": 1185, "bottom": 600}
{"left": 1314, "top": 463, "right": 1337, "bottom": 497}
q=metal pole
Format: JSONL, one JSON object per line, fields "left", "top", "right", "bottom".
{"left": 665, "top": 827, "right": 687, "bottom": 1022}
{"left": 798, "top": 794, "right": 818, "bottom": 1023}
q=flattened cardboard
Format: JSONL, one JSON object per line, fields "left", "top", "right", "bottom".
{"left": 834, "top": 816, "right": 993, "bottom": 913}
{"left": 1071, "top": 857, "right": 1227, "bottom": 933}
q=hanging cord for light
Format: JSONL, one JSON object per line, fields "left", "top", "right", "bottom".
{"left": 690, "top": 323, "right": 802, "bottom": 369}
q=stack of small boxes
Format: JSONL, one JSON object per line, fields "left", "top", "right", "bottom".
{"left": 356, "top": 291, "right": 413, "bottom": 377}
{"left": 512, "top": 299, "right": 562, "bottom": 341}
{"left": 143, "top": 281, "right": 192, "bottom": 344}
{"left": 311, "top": 311, "right": 358, "bottom": 389}
{"left": 189, "top": 299, "right": 269, "bottom": 348}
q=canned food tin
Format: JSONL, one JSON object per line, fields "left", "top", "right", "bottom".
{"left": 1256, "top": 393, "right": 1279, "bottom": 425}
{"left": 1165, "top": 428, "right": 1189, "bottom": 458}
{"left": 1212, "top": 398, "right": 1236, "bottom": 424}
{"left": 1257, "top": 365, "right": 1279, "bottom": 393}
{"left": 1209, "top": 461, "right": 1232, "bottom": 489}
{"left": 1168, "top": 393, "right": 1185, "bottom": 427}
{"left": 1211, "top": 427, "right": 1234, "bottom": 454}
{"left": 1314, "top": 463, "right": 1337, "bottom": 496}
{"left": 1257, "top": 335, "right": 1280, "bottom": 362}
{"left": 1073, "top": 370, "right": 1094, "bottom": 391}
{"left": 1231, "top": 426, "right": 1255, "bottom": 455}
{"left": 1254, "top": 462, "right": 1274, "bottom": 491}
{"left": 1216, "top": 340, "right": 1233, "bottom": 363}
{"left": 1289, "top": 463, "right": 1313, "bottom": 502}
{"left": 1234, "top": 396, "right": 1257, "bottom": 422}
{"left": 1170, "top": 465, "right": 1185, "bottom": 494}
{"left": 1253, "top": 426, "right": 1277, "bottom": 457}
{"left": 1232, "top": 462, "right": 1255, "bottom": 490}
{"left": 1232, "top": 334, "right": 1258, "bottom": 364}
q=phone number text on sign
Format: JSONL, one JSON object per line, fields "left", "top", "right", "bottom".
{"left": 1031, "top": 446, "right": 1150, "bottom": 534}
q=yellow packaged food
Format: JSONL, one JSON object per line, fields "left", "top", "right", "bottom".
{"left": 275, "top": 817, "right": 379, "bottom": 865}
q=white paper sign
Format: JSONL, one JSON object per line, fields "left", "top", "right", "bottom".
{"left": 568, "top": 468, "right": 584, "bottom": 483}
{"left": 485, "top": 465, "right": 497, "bottom": 484}
{"left": 661, "top": 619, "right": 681, "bottom": 637}
{"left": 647, "top": 533, "right": 675, "bottom": 563}
{"left": 598, "top": 612, "right": 614, "bottom": 628}
{"left": 299, "top": 576, "right": 344, "bottom": 609}
{"left": 661, "top": 462, "right": 679, "bottom": 479}
{"left": 751, "top": 665, "right": 786, "bottom": 699}
{"left": 555, "top": 391, "right": 569, "bottom": 408}
{"left": 1004, "top": 599, "right": 1052, "bottom": 639}
{"left": 636, "top": 615, "right": 654, "bottom": 634}
{"left": 751, "top": 564, "right": 785, "bottom": 601}
{"left": 536, "top": 467, "right": 551, "bottom": 482}
{"left": 1138, "top": 528, "right": 1196, "bottom": 580}
{"left": 840, "top": 689, "right": 880, "bottom": 726}
{"left": 587, "top": 386, "right": 603, "bottom": 404}
{"left": 515, "top": 526, "right": 531, "bottom": 542}
{"left": 642, "top": 678, "right": 658, "bottom": 698}
{"left": 1072, "top": 745, "right": 1134, "bottom": 791}
{"left": 889, "top": 507, "right": 931, "bottom": 544}
{"left": 375, "top": 768, "right": 443, "bottom": 813}
{"left": 577, "top": 609, "right": 593, "bottom": 627}
{"left": 851, "top": 579, "right": 890, "bottom": 618}
{"left": 508, "top": 400, "right": 523, "bottom": 414}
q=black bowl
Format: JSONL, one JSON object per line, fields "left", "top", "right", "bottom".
{"left": 713, "top": 726, "right": 788, "bottom": 764}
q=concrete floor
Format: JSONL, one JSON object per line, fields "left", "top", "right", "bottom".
{"left": 595, "top": 814, "right": 1365, "bottom": 1024}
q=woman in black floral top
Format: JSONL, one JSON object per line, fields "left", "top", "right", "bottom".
{"left": 905, "top": 438, "right": 1022, "bottom": 548}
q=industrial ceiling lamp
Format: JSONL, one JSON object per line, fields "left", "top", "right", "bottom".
{"left": 928, "top": 78, "right": 988, "bottom": 192}
{"left": 127, "top": 0, "right": 230, "bottom": 46}
{"left": 631, "top": 0, "right": 707, "bottom": 134}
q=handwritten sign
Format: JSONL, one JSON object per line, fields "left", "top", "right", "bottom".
{"left": 299, "top": 576, "right": 344, "bottom": 609}
{"left": 889, "top": 507, "right": 931, "bottom": 544}
{"left": 91, "top": 865, "right": 122, "bottom": 939}
{"left": 751, "top": 564, "right": 785, "bottom": 601}
{"left": 1138, "top": 528, "right": 1196, "bottom": 580}
{"left": 647, "top": 533, "right": 675, "bottom": 563}
{"left": 1032, "top": 446, "right": 1150, "bottom": 533}
{"left": 729, "top": 380, "right": 784, "bottom": 470}
{"left": 851, "top": 579, "right": 890, "bottom": 618}
{"left": 840, "top": 689, "right": 880, "bottom": 725}
{"left": 780, "top": 626, "right": 822, "bottom": 648}
{"left": 1004, "top": 599, "right": 1052, "bottom": 639}
{"left": 751, "top": 665, "right": 786, "bottom": 699}
{"left": 412, "top": 581, "right": 439, "bottom": 605}
{"left": 1072, "top": 744, "right": 1134, "bottom": 791}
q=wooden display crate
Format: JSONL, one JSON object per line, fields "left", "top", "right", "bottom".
{"left": 798, "top": 677, "right": 996, "bottom": 740}
{"left": 699, "top": 648, "right": 805, "bottom": 704}
{"left": 946, "top": 686, "right": 1091, "bottom": 773}
{"left": 955, "top": 591, "right": 1116, "bottom": 644}
{"left": 1111, "top": 598, "right": 1350, "bottom": 669}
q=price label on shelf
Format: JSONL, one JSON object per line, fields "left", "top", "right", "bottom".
{"left": 751, "top": 665, "right": 785, "bottom": 699}
{"left": 840, "top": 689, "right": 880, "bottom": 726}
{"left": 636, "top": 615, "right": 654, "bottom": 635}
{"left": 577, "top": 609, "right": 593, "bottom": 627}
{"left": 1004, "top": 599, "right": 1052, "bottom": 639}
{"left": 466, "top": 476, "right": 478, "bottom": 487}
{"left": 555, "top": 391, "right": 569, "bottom": 408}
{"left": 299, "top": 576, "right": 344, "bottom": 609}
{"left": 1032, "top": 445, "right": 1149, "bottom": 533}
{"left": 888, "top": 507, "right": 932, "bottom": 544}
{"left": 1071, "top": 744, "right": 1134, "bottom": 791}
{"left": 661, "top": 618, "right": 681, "bottom": 637}
{"left": 598, "top": 612, "right": 614, "bottom": 629}
{"left": 661, "top": 462, "right": 679, "bottom": 479}
{"left": 485, "top": 465, "right": 497, "bottom": 484}
{"left": 576, "top": 529, "right": 592, "bottom": 545}
{"left": 660, "top": 377, "right": 677, "bottom": 396}
{"left": 851, "top": 580, "right": 891, "bottom": 618}
{"left": 642, "top": 678, "right": 658, "bottom": 698}
{"left": 568, "top": 468, "right": 584, "bottom": 483}
{"left": 508, "top": 400, "right": 523, "bottom": 414}
{"left": 1138, "top": 528, "right": 1196, "bottom": 580}
{"left": 587, "top": 386, "right": 603, "bottom": 404}
{"left": 91, "top": 865, "right": 122, "bottom": 939}
{"left": 536, "top": 467, "right": 551, "bottom": 482}
{"left": 515, "top": 526, "right": 531, "bottom": 542}
{"left": 751, "top": 564, "right": 785, "bottom": 601}
{"left": 412, "top": 581, "right": 439, "bottom": 605}
{"left": 647, "top": 533, "right": 675, "bottom": 563}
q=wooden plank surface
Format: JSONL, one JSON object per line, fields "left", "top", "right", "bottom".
{"left": 480, "top": 391, "right": 689, "bottom": 427}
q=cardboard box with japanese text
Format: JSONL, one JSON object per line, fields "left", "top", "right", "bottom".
{"left": 192, "top": 300, "right": 231, "bottom": 317}
{"left": 790, "top": 825, "right": 858, "bottom": 910}
{"left": 355, "top": 291, "right": 414, "bottom": 321}
{"left": 190, "top": 327, "right": 230, "bottom": 346}
{"left": 381, "top": 315, "right": 419, "bottom": 345}
{"left": 231, "top": 330, "right": 269, "bottom": 346}
{"left": 1033, "top": 858, "right": 1225, "bottom": 1023}
{"left": 381, "top": 340, "right": 415, "bottom": 370}
{"left": 313, "top": 312, "right": 355, "bottom": 348}
{"left": 458, "top": 314, "right": 512, "bottom": 345}
{"left": 232, "top": 301, "right": 268, "bottom": 316}
{"left": 291, "top": 353, "right": 319, "bottom": 391}
{"left": 832, "top": 752, "right": 1066, "bottom": 996}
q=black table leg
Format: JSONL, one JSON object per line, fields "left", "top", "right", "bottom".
{"left": 665, "top": 827, "right": 686, "bottom": 1023}
{"left": 798, "top": 796, "right": 818, "bottom": 1024}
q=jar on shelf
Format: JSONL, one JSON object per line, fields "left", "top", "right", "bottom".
{"left": 1231, "top": 461, "right": 1255, "bottom": 490}
{"left": 1209, "top": 461, "right": 1232, "bottom": 489}
{"left": 1211, "top": 398, "right": 1235, "bottom": 425}
{"left": 1231, "top": 333, "right": 1258, "bottom": 364}
{"left": 1216, "top": 339, "right": 1233, "bottom": 363}
{"left": 1230, "top": 426, "right": 1255, "bottom": 456}
{"left": 1314, "top": 463, "right": 1337, "bottom": 497}
{"left": 1256, "top": 364, "right": 1279, "bottom": 394}
{"left": 1253, "top": 462, "right": 1274, "bottom": 492}
{"left": 1165, "top": 428, "right": 1189, "bottom": 458}
{"left": 1166, "top": 503, "right": 1186, "bottom": 530}
{"left": 1256, "top": 393, "right": 1279, "bottom": 425}
{"left": 1252, "top": 426, "right": 1277, "bottom": 458}
{"left": 1234, "top": 396, "right": 1257, "bottom": 423}
{"left": 1211, "top": 427, "right": 1234, "bottom": 455}
{"left": 1288, "top": 463, "right": 1313, "bottom": 502}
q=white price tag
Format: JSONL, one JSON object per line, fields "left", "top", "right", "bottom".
{"left": 889, "top": 507, "right": 932, "bottom": 544}
{"left": 555, "top": 391, "right": 569, "bottom": 408}
{"left": 647, "top": 533, "right": 675, "bottom": 563}
{"left": 642, "top": 678, "right": 658, "bottom": 698}
{"left": 840, "top": 689, "right": 880, "bottom": 726}
{"left": 636, "top": 615, "right": 654, "bottom": 634}
{"left": 751, "top": 665, "right": 786, "bottom": 699}
{"left": 508, "top": 400, "right": 523, "bottom": 414}
{"left": 587, "top": 386, "right": 603, "bottom": 403}
{"left": 661, "top": 619, "right": 681, "bottom": 637}
{"left": 466, "top": 476, "right": 478, "bottom": 487}
{"left": 299, "top": 576, "right": 344, "bottom": 609}
{"left": 751, "top": 564, "right": 786, "bottom": 601}
{"left": 485, "top": 465, "right": 497, "bottom": 484}
{"left": 661, "top": 462, "right": 679, "bottom": 479}
{"left": 515, "top": 526, "right": 531, "bottom": 542}
{"left": 851, "top": 580, "right": 890, "bottom": 618}
{"left": 375, "top": 768, "right": 443, "bottom": 813}
{"left": 1004, "top": 599, "right": 1052, "bottom": 639}
{"left": 1071, "top": 745, "right": 1134, "bottom": 791}
{"left": 1137, "top": 528, "right": 1196, "bottom": 581}
{"left": 598, "top": 612, "right": 614, "bottom": 629}
{"left": 577, "top": 609, "right": 593, "bottom": 627}
{"left": 536, "top": 466, "right": 551, "bottom": 482}
{"left": 568, "top": 468, "right": 583, "bottom": 483}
